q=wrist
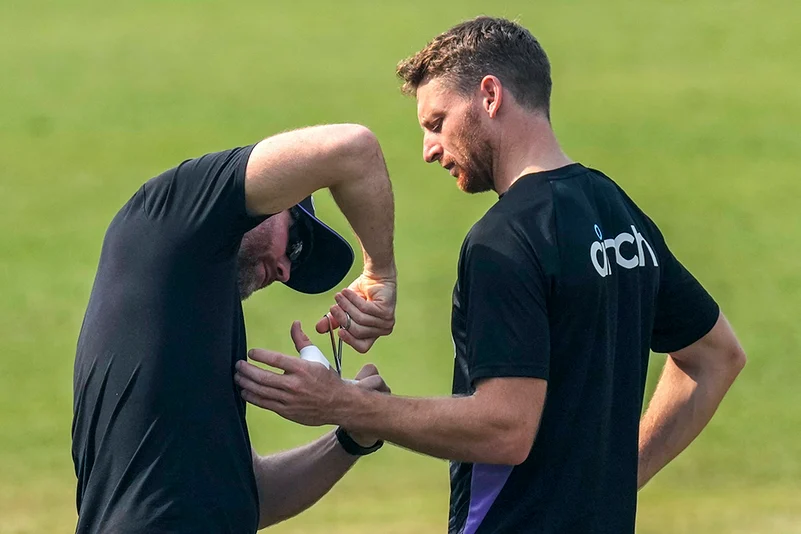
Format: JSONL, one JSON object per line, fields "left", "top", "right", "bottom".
{"left": 331, "top": 380, "right": 365, "bottom": 430}
{"left": 362, "top": 261, "right": 397, "bottom": 281}
{"left": 334, "top": 382, "right": 381, "bottom": 440}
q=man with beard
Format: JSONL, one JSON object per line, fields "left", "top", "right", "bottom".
{"left": 234, "top": 17, "right": 748, "bottom": 534}
{"left": 72, "top": 124, "right": 396, "bottom": 533}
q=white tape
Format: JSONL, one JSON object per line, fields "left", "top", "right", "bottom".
{"left": 299, "top": 345, "right": 359, "bottom": 384}
{"left": 299, "top": 345, "right": 331, "bottom": 369}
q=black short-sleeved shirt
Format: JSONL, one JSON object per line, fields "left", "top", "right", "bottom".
{"left": 72, "top": 145, "right": 269, "bottom": 533}
{"left": 448, "top": 164, "right": 719, "bottom": 534}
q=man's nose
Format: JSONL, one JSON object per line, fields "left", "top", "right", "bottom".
{"left": 423, "top": 135, "right": 442, "bottom": 164}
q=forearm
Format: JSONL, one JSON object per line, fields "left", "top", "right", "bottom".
{"left": 328, "top": 137, "right": 395, "bottom": 276}
{"left": 638, "top": 354, "right": 743, "bottom": 489}
{"left": 335, "top": 388, "right": 531, "bottom": 465}
{"left": 253, "top": 432, "right": 358, "bottom": 529}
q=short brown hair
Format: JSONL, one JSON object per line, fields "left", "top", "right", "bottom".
{"left": 396, "top": 16, "right": 552, "bottom": 116}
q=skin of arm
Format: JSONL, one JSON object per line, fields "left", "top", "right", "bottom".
{"left": 252, "top": 432, "right": 357, "bottom": 529}
{"left": 250, "top": 361, "right": 390, "bottom": 529}
{"left": 637, "top": 312, "right": 747, "bottom": 489}
{"left": 248, "top": 378, "right": 545, "bottom": 528}
{"left": 235, "top": 348, "right": 547, "bottom": 467}
{"left": 244, "top": 124, "right": 395, "bottom": 279}
{"left": 335, "top": 377, "right": 546, "bottom": 465}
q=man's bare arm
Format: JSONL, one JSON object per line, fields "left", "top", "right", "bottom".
{"left": 236, "top": 350, "right": 547, "bottom": 466}
{"left": 244, "top": 124, "right": 395, "bottom": 278}
{"left": 244, "top": 125, "right": 396, "bottom": 352}
{"left": 250, "top": 360, "right": 389, "bottom": 529}
{"left": 339, "top": 377, "right": 546, "bottom": 465}
{"left": 252, "top": 432, "right": 358, "bottom": 529}
{"left": 638, "top": 313, "right": 746, "bottom": 489}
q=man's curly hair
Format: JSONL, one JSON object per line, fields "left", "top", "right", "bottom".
{"left": 396, "top": 16, "right": 552, "bottom": 118}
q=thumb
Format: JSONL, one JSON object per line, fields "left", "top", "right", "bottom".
{"left": 290, "top": 321, "right": 313, "bottom": 352}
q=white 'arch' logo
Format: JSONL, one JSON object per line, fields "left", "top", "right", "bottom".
{"left": 590, "top": 224, "right": 658, "bottom": 277}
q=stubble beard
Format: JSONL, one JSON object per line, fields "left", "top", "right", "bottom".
{"left": 237, "top": 224, "right": 274, "bottom": 301}
{"left": 456, "top": 107, "right": 495, "bottom": 194}
{"left": 236, "top": 248, "right": 261, "bottom": 301}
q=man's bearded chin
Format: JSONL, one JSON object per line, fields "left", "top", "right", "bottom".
{"left": 237, "top": 249, "right": 262, "bottom": 301}
{"left": 456, "top": 111, "right": 495, "bottom": 194}
{"left": 457, "top": 152, "right": 494, "bottom": 194}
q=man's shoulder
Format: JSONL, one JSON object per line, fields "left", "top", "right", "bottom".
{"left": 468, "top": 204, "right": 516, "bottom": 240}
{"left": 467, "top": 183, "right": 557, "bottom": 251}
{"left": 140, "top": 145, "right": 256, "bottom": 213}
{"left": 103, "top": 144, "right": 263, "bottom": 255}
{"left": 457, "top": 203, "right": 550, "bottom": 278}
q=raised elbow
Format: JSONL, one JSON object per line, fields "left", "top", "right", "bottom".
{"left": 336, "top": 125, "right": 386, "bottom": 178}
{"left": 330, "top": 124, "right": 381, "bottom": 161}
{"left": 340, "top": 123, "right": 378, "bottom": 146}
{"left": 729, "top": 346, "right": 747, "bottom": 376}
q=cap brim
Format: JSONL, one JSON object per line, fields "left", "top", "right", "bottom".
{"left": 283, "top": 205, "right": 354, "bottom": 294}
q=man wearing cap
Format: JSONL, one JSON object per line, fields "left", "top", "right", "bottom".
{"left": 71, "top": 124, "right": 397, "bottom": 533}
{"left": 234, "top": 18, "right": 747, "bottom": 534}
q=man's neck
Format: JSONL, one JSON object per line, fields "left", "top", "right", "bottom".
{"left": 492, "top": 114, "right": 573, "bottom": 195}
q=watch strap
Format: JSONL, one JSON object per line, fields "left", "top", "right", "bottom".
{"left": 335, "top": 427, "right": 384, "bottom": 456}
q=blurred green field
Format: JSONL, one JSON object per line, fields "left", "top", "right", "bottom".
{"left": 1, "top": 0, "right": 800, "bottom": 532}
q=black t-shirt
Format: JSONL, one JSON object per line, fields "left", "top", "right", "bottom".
{"left": 72, "top": 145, "right": 269, "bottom": 533}
{"left": 448, "top": 164, "right": 719, "bottom": 534}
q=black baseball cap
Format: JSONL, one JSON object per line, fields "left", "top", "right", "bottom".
{"left": 283, "top": 195, "right": 355, "bottom": 294}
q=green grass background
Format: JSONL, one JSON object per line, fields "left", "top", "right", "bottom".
{"left": 1, "top": 0, "right": 799, "bottom": 532}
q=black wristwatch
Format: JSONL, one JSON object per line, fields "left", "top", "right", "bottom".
{"left": 335, "top": 427, "right": 384, "bottom": 456}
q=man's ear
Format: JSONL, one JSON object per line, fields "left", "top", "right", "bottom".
{"left": 479, "top": 75, "right": 504, "bottom": 118}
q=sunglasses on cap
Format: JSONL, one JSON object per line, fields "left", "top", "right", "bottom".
{"left": 286, "top": 206, "right": 314, "bottom": 269}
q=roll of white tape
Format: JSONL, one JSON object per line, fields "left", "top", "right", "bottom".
{"left": 299, "top": 345, "right": 331, "bottom": 369}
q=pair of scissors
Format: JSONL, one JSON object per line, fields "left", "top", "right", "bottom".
{"left": 325, "top": 313, "right": 345, "bottom": 377}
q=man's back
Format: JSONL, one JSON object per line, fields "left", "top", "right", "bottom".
{"left": 72, "top": 146, "right": 266, "bottom": 533}
{"left": 449, "top": 164, "right": 719, "bottom": 533}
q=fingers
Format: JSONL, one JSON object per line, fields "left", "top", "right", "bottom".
{"left": 290, "top": 321, "right": 312, "bottom": 352}
{"left": 340, "top": 288, "right": 395, "bottom": 323}
{"left": 315, "top": 313, "right": 342, "bottom": 333}
{"left": 338, "top": 327, "right": 376, "bottom": 354}
{"left": 247, "top": 348, "right": 303, "bottom": 374}
{"left": 235, "top": 361, "right": 289, "bottom": 390}
{"left": 313, "top": 309, "right": 380, "bottom": 353}
{"left": 354, "top": 363, "right": 379, "bottom": 380}
{"left": 336, "top": 292, "right": 394, "bottom": 335}
{"left": 354, "top": 363, "right": 391, "bottom": 393}
{"left": 234, "top": 364, "right": 291, "bottom": 403}
{"left": 315, "top": 315, "right": 335, "bottom": 334}
{"left": 323, "top": 308, "right": 379, "bottom": 353}
{"left": 237, "top": 346, "right": 349, "bottom": 428}
{"left": 329, "top": 299, "right": 392, "bottom": 345}
{"left": 241, "top": 390, "right": 287, "bottom": 414}
{"left": 313, "top": 278, "right": 397, "bottom": 352}
{"left": 354, "top": 374, "right": 391, "bottom": 394}
{"left": 329, "top": 300, "right": 390, "bottom": 333}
